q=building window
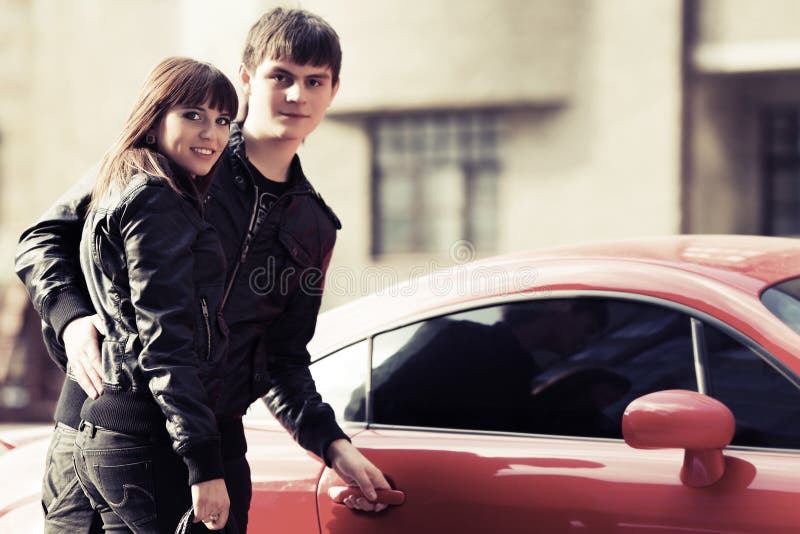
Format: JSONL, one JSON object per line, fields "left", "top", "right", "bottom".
{"left": 763, "top": 109, "right": 800, "bottom": 236}
{"left": 371, "top": 112, "right": 499, "bottom": 256}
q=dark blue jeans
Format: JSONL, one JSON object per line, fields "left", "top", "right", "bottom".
{"left": 73, "top": 422, "right": 247, "bottom": 533}
{"left": 73, "top": 421, "right": 185, "bottom": 533}
{"left": 42, "top": 422, "right": 103, "bottom": 534}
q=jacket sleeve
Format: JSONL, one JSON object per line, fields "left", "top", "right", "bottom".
{"left": 119, "top": 185, "right": 223, "bottom": 485}
{"left": 14, "top": 167, "right": 97, "bottom": 361}
{"left": 260, "top": 248, "right": 349, "bottom": 466}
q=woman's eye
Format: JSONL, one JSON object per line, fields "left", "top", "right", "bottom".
{"left": 216, "top": 117, "right": 231, "bottom": 126}
{"left": 183, "top": 111, "right": 201, "bottom": 120}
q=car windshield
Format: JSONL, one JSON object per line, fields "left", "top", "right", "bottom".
{"left": 762, "top": 277, "right": 800, "bottom": 334}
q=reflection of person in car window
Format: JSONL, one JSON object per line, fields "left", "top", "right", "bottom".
{"left": 501, "top": 299, "right": 609, "bottom": 370}
{"left": 503, "top": 300, "right": 632, "bottom": 437}
{"left": 352, "top": 299, "right": 617, "bottom": 435}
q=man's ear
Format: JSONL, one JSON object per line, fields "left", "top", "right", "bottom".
{"left": 329, "top": 79, "right": 340, "bottom": 104}
{"left": 239, "top": 63, "right": 252, "bottom": 95}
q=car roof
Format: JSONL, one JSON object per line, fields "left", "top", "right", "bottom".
{"left": 310, "top": 235, "right": 800, "bottom": 356}
{"left": 500, "top": 234, "right": 800, "bottom": 282}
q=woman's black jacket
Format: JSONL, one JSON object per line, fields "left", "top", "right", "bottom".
{"left": 79, "top": 173, "right": 228, "bottom": 485}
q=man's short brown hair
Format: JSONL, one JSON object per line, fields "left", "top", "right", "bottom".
{"left": 242, "top": 7, "right": 342, "bottom": 84}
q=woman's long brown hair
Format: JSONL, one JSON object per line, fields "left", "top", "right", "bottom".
{"left": 91, "top": 57, "right": 238, "bottom": 209}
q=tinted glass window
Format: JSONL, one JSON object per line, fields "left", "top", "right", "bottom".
{"left": 705, "top": 325, "right": 800, "bottom": 449}
{"left": 370, "top": 298, "right": 698, "bottom": 438}
{"left": 762, "top": 276, "right": 800, "bottom": 334}
{"left": 310, "top": 341, "right": 368, "bottom": 424}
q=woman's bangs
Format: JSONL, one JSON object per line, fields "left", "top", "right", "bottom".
{"left": 172, "top": 67, "right": 239, "bottom": 118}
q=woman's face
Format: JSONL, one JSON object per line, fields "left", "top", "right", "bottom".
{"left": 153, "top": 101, "right": 232, "bottom": 177}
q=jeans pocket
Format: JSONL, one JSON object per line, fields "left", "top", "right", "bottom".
{"left": 41, "top": 432, "right": 60, "bottom": 511}
{"left": 94, "top": 460, "right": 157, "bottom": 526}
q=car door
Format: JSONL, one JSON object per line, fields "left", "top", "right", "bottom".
{"left": 315, "top": 296, "right": 800, "bottom": 533}
{"left": 246, "top": 340, "right": 370, "bottom": 533}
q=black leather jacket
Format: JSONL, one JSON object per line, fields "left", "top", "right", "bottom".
{"left": 79, "top": 173, "right": 228, "bottom": 484}
{"left": 15, "top": 125, "right": 348, "bottom": 464}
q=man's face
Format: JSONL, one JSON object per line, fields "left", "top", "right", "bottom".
{"left": 240, "top": 58, "right": 339, "bottom": 142}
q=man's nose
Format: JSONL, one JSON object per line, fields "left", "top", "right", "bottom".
{"left": 286, "top": 82, "right": 306, "bottom": 103}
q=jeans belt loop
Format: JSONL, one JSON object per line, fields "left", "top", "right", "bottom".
{"left": 79, "top": 420, "right": 97, "bottom": 438}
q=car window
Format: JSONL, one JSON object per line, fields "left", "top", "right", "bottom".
{"left": 370, "top": 297, "right": 698, "bottom": 438}
{"left": 310, "top": 341, "right": 368, "bottom": 424}
{"left": 761, "top": 276, "right": 800, "bottom": 334}
{"left": 704, "top": 324, "right": 800, "bottom": 449}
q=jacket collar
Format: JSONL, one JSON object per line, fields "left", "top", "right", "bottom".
{"left": 225, "top": 123, "right": 342, "bottom": 229}
{"left": 227, "top": 122, "right": 314, "bottom": 194}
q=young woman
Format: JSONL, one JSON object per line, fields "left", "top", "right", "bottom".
{"left": 72, "top": 57, "right": 238, "bottom": 533}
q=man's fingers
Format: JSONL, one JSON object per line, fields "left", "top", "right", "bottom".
{"left": 352, "top": 472, "right": 377, "bottom": 502}
{"left": 344, "top": 495, "right": 386, "bottom": 512}
{"left": 89, "top": 314, "right": 107, "bottom": 336}
{"left": 84, "top": 363, "right": 104, "bottom": 396}
{"left": 83, "top": 345, "right": 104, "bottom": 395}
{"left": 370, "top": 468, "right": 392, "bottom": 490}
{"left": 63, "top": 315, "right": 105, "bottom": 397}
{"left": 72, "top": 360, "right": 100, "bottom": 399}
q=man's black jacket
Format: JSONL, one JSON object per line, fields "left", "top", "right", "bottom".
{"left": 15, "top": 125, "right": 348, "bottom": 463}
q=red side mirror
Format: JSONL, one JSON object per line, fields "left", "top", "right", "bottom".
{"left": 623, "top": 389, "right": 735, "bottom": 487}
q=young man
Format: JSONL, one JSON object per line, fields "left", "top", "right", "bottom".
{"left": 16, "top": 8, "right": 389, "bottom": 533}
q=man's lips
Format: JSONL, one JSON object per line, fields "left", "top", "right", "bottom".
{"left": 279, "top": 112, "right": 310, "bottom": 119}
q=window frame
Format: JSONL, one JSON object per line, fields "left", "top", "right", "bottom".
{"left": 761, "top": 108, "right": 800, "bottom": 236}
{"left": 325, "top": 290, "right": 800, "bottom": 450}
{"left": 369, "top": 111, "right": 501, "bottom": 257}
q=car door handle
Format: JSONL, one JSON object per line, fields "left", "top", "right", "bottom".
{"left": 328, "top": 486, "right": 406, "bottom": 506}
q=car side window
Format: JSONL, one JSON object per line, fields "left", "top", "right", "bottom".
{"left": 370, "top": 297, "right": 698, "bottom": 438}
{"left": 704, "top": 325, "right": 800, "bottom": 449}
{"left": 310, "top": 341, "right": 368, "bottom": 424}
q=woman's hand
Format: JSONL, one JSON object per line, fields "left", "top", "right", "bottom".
{"left": 191, "top": 478, "right": 230, "bottom": 530}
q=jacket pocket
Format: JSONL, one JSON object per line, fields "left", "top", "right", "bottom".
{"left": 278, "top": 230, "right": 314, "bottom": 268}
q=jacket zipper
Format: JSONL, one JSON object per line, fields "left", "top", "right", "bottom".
{"left": 219, "top": 151, "right": 309, "bottom": 312}
{"left": 200, "top": 297, "right": 212, "bottom": 360}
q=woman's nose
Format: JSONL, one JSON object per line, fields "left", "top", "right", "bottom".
{"left": 199, "top": 122, "right": 212, "bottom": 139}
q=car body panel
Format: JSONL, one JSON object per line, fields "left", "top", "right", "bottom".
{"left": 317, "top": 430, "right": 800, "bottom": 534}
{"left": 0, "top": 434, "right": 48, "bottom": 533}
{"left": 245, "top": 420, "right": 328, "bottom": 533}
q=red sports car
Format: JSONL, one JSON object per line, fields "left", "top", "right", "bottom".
{"left": 2, "top": 235, "right": 800, "bottom": 533}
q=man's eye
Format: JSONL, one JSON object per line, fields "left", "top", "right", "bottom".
{"left": 183, "top": 111, "right": 201, "bottom": 120}
{"left": 309, "top": 79, "right": 322, "bottom": 88}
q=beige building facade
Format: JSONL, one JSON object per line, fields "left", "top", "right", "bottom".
{"left": 0, "top": 0, "right": 796, "bottom": 309}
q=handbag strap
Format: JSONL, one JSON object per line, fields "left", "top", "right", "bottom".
{"left": 175, "top": 507, "right": 238, "bottom": 534}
